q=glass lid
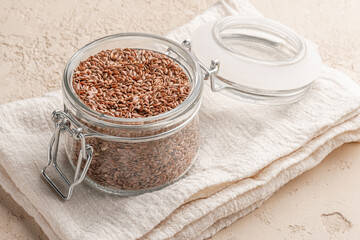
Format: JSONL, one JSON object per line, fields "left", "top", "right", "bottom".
{"left": 190, "top": 16, "right": 322, "bottom": 104}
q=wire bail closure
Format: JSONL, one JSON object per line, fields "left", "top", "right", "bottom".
{"left": 41, "top": 110, "right": 93, "bottom": 200}
{"left": 181, "top": 40, "right": 224, "bottom": 92}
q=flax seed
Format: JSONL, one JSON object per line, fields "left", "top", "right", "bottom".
{"left": 72, "top": 48, "right": 190, "bottom": 118}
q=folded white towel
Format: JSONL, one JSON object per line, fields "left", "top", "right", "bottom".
{"left": 1, "top": 0, "right": 360, "bottom": 239}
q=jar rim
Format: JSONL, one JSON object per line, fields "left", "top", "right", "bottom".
{"left": 62, "top": 33, "right": 203, "bottom": 126}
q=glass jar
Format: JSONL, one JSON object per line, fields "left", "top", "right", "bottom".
{"left": 42, "top": 16, "right": 321, "bottom": 200}
{"left": 42, "top": 33, "right": 203, "bottom": 200}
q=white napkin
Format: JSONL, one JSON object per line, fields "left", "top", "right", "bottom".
{"left": 1, "top": 0, "right": 360, "bottom": 239}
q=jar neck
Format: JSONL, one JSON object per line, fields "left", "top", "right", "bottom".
{"left": 63, "top": 98, "right": 201, "bottom": 141}
{"left": 63, "top": 89, "right": 201, "bottom": 131}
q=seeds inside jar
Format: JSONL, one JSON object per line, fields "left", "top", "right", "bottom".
{"left": 72, "top": 48, "right": 191, "bottom": 118}
{"left": 67, "top": 48, "right": 200, "bottom": 193}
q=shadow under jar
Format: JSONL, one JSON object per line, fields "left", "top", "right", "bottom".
{"left": 47, "top": 33, "right": 203, "bottom": 199}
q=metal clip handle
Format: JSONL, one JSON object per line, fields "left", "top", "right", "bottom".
{"left": 41, "top": 110, "right": 93, "bottom": 200}
{"left": 181, "top": 39, "right": 223, "bottom": 92}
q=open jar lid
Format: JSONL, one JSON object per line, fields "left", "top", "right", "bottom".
{"left": 190, "top": 16, "right": 322, "bottom": 104}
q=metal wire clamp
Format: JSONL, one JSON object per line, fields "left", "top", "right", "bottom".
{"left": 181, "top": 39, "right": 222, "bottom": 92}
{"left": 41, "top": 110, "right": 93, "bottom": 200}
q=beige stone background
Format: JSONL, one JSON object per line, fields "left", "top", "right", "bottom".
{"left": 0, "top": 0, "right": 360, "bottom": 239}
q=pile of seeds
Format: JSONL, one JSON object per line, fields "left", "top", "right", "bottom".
{"left": 73, "top": 48, "right": 191, "bottom": 118}
{"left": 67, "top": 48, "right": 200, "bottom": 193}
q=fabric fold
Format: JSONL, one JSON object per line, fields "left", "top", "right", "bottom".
{"left": 142, "top": 113, "right": 360, "bottom": 239}
{"left": 0, "top": 0, "right": 360, "bottom": 239}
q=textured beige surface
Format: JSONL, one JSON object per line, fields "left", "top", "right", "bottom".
{"left": 0, "top": 0, "right": 217, "bottom": 104}
{"left": 211, "top": 143, "right": 360, "bottom": 240}
{"left": 0, "top": 0, "right": 360, "bottom": 239}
